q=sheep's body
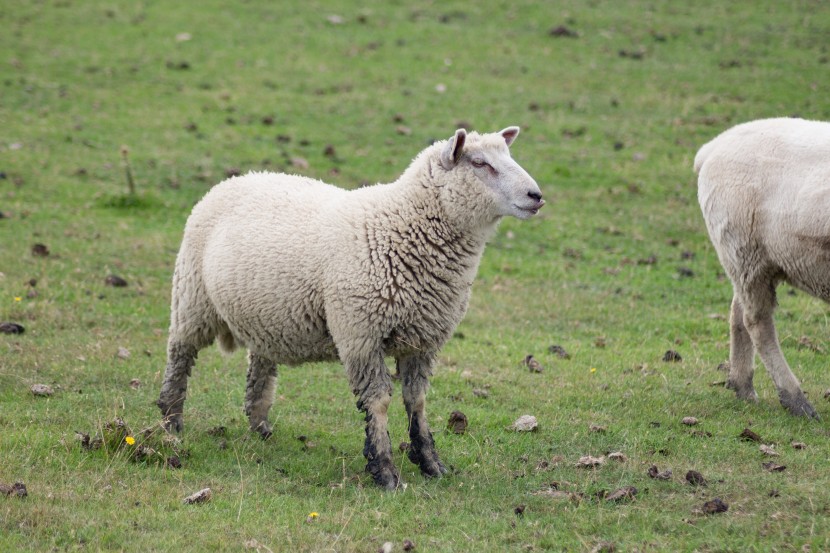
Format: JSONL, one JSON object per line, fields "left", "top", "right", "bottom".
{"left": 695, "top": 117, "right": 830, "bottom": 418}
{"left": 158, "top": 127, "right": 544, "bottom": 488}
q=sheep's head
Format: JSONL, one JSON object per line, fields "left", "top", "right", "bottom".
{"left": 438, "top": 127, "right": 544, "bottom": 221}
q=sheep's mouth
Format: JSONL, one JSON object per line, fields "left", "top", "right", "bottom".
{"left": 515, "top": 200, "right": 545, "bottom": 215}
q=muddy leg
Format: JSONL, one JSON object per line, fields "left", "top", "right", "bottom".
{"left": 157, "top": 342, "right": 198, "bottom": 432}
{"left": 398, "top": 355, "right": 447, "bottom": 478}
{"left": 245, "top": 353, "right": 278, "bottom": 439}
{"left": 347, "top": 352, "right": 398, "bottom": 490}
{"left": 726, "top": 295, "right": 758, "bottom": 401}
{"left": 743, "top": 305, "right": 818, "bottom": 419}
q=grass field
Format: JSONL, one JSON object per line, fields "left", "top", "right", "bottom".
{"left": 2, "top": 1, "right": 830, "bottom": 551}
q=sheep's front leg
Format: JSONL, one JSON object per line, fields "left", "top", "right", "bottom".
{"left": 157, "top": 342, "right": 198, "bottom": 432}
{"left": 245, "top": 353, "right": 278, "bottom": 439}
{"left": 348, "top": 353, "right": 399, "bottom": 490}
{"left": 398, "top": 355, "right": 447, "bottom": 478}
{"left": 726, "top": 295, "right": 758, "bottom": 401}
{"left": 742, "top": 296, "right": 818, "bottom": 419}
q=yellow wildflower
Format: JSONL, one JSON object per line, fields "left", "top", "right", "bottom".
{"left": 125, "top": 436, "right": 136, "bottom": 446}
{"left": 306, "top": 512, "right": 319, "bottom": 523}
{"left": 590, "top": 367, "right": 597, "bottom": 373}
{"left": 14, "top": 297, "right": 22, "bottom": 302}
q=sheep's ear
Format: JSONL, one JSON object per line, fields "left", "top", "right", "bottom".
{"left": 500, "top": 126, "right": 520, "bottom": 147}
{"left": 440, "top": 128, "right": 467, "bottom": 169}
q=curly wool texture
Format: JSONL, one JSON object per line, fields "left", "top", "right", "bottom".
{"left": 169, "top": 131, "right": 535, "bottom": 385}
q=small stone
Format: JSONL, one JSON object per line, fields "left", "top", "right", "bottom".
{"left": 116, "top": 347, "right": 131, "bottom": 360}
{"left": 472, "top": 388, "right": 489, "bottom": 399}
{"left": 104, "top": 275, "right": 128, "bottom": 287}
{"left": 791, "top": 441, "right": 807, "bottom": 450}
{"left": 663, "top": 350, "right": 682, "bottom": 362}
{"left": 549, "top": 25, "right": 579, "bottom": 38}
{"left": 183, "top": 487, "right": 212, "bottom": 504}
{"left": 686, "top": 470, "right": 707, "bottom": 487}
{"left": 0, "top": 322, "right": 25, "bottom": 334}
{"left": 577, "top": 455, "right": 605, "bottom": 468}
{"left": 402, "top": 539, "right": 415, "bottom": 551}
{"left": 762, "top": 462, "right": 786, "bottom": 472}
{"left": 31, "top": 243, "right": 50, "bottom": 257}
{"left": 759, "top": 444, "right": 779, "bottom": 456}
{"left": 129, "top": 379, "right": 141, "bottom": 389}
{"left": 31, "top": 384, "right": 53, "bottom": 397}
{"left": 681, "top": 417, "right": 698, "bottom": 426}
{"left": 547, "top": 345, "right": 571, "bottom": 359}
{"left": 605, "top": 486, "right": 637, "bottom": 502}
{"left": 291, "top": 157, "right": 309, "bottom": 170}
{"left": 607, "top": 451, "right": 627, "bottom": 463}
{"left": 591, "top": 542, "right": 616, "bottom": 553}
{"left": 0, "top": 482, "right": 27, "bottom": 498}
{"left": 701, "top": 498, "right": 728, "bottom": 514}
{"left": 511, "top": 415, "right": 538, "bottom": 432}
{"left": 739, "top": 428, "right": 762, "bottom": 442}
{"left": 523, "top": 354, "right": 543, "bottom": 373}
{"left": 447, "top": 410, "right": 468, "bottom": 434}
{"left": 647, "top": 464, "right": 672, "bottom": 480}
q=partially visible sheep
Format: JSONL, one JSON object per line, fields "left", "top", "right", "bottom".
{"left": 695, "top": 117, "right": 830, "bottom": 418}
{"left": 157, "top": 127, "right": 545, "bottom": 489}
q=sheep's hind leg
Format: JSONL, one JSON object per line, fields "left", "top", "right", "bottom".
{"left": 398, "top": 355, "right": 447, "bottom": 478}
{"left": 157, "top": 342, "right": 198, "bottom": 432}
{"left": 726, "top": 295, "right": 758, "bottom": 401}
{"left": 245, "top": 353, "right": 278, "bottom": 439}
{"left": 742, "top": 294, "right": 818, "bottom": 419}
{"left": 348, "top": 353, "right": 399, "bottom": 490}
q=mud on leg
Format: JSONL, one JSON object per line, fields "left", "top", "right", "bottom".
{"left": 348, "top": 353, "right": 398, "bottom": 490}
{"left": 399, "top": 355, "right": 447, "bottom": 478}
{"left": 157, "top": 342, "right": 198, "bottom": 433}
{"left": 245, "top": 353, "right": 278, "bottom": 439}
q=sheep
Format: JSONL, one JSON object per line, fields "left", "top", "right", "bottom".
{"left": 695, "top": 117, "right": 830, "bottom": 419}
{"left": 157, "top": 126, "right": 545, "bottom": 489}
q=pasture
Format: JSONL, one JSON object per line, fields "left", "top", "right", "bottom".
{"left": 2, "top": 1, "right": 830, "bottom": 551}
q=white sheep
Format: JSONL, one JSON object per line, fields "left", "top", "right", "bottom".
{"left": 157, "top": 127, "right": 544, "bottom": 489}
{"left": 695, "top": 117, "right": 830, "bottom": 418}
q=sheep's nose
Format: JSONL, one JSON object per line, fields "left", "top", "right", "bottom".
{"left": 527, "top": 191, "right": 543, "bottom": 202}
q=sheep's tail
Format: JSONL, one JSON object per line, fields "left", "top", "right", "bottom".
{"left": 693, "top": 138, "right": 717, "bottom": 175}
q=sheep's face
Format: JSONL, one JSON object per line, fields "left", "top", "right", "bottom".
{"left": 440, "top": 127, "right": 544, "bottom": 221}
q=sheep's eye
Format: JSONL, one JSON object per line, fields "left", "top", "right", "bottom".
{"left": 471, "top": 159, "right": 487, "bottom": 168}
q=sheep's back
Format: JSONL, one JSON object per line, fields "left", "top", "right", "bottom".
{"left": 187, "top": 172, "right": 346, "bottom": 361}
{"left": 696, "top": 118, "right": 830, "bottom": 297}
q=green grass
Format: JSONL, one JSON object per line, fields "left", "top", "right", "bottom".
{"left": 2, "top": 1, "right": 830, "bottom": 551}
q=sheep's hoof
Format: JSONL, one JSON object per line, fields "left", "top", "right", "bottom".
{"left": 415, "top": 456, "right": 448, "bottom": 478}
{"left": 726, "top": 380, "right": 758, "bottom": 402}
{"left": 779, "top": 389, "right": 819, "bottom": 420}
{"left": 161, "top": 413, "right": 183, "bottom": 433}
{"left": 423, "top": 460, "right": 449, "bottom": 478}
{"left": 251, "top": 420, "right": 273, "bottom": 440}
{"left": 367, "top": 461, "right": 400, "bottom": 491}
